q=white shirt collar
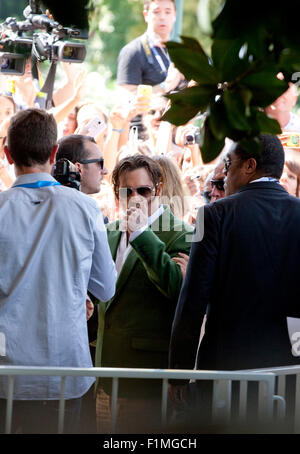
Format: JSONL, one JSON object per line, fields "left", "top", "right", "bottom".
{"left": 250, "top": 177, "right": 279, "bottom": 183}
{"left": 12, "top": 172, "right": 56, "bottom": 188}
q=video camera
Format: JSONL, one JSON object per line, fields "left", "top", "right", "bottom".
{"left": 0, "top": 0, "right": 86, "bottom": 75}
{"left": 52, "top": 158, "right": 81, "bottom": 190}
{"left": 0, "top": 0, "right": 87, "bottom": 108}
{"left": 184, "top": 127, "right": 201, "bottom": 146}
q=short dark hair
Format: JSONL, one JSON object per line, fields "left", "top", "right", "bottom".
{"left": 7, "top": 108, "right": 57, "bottom": 167}
{"left": 57, "top": 135, "right": 96, "bottom": 163}
{"left": 112, "top": 154, "right": 162, "bottom": 199}
{"left": 234, "top": 134, "right": 285, "bottom": 179}
{"left": 143, "top": 0, "right": 176, "bottom": 12}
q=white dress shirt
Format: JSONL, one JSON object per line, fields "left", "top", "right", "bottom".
{"left": 0, "top": 173, "right": 117, "bottom": 400}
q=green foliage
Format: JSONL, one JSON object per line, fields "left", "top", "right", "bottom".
{"left": 88, "top": 0, "right": 142, "bottom": 79}
{"left": 87, "top": 0, "right": 223, "bottom": 78}
{"left": 163, "top": 1, "right": 300, "bottom": 163}
{"left": 0, "top": 0, "right": 27, "bottom": 20}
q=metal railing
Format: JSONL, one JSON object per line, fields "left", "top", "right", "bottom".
{"left": 0, "top": 366, "right": 278, "bottom": 434}
{"left": 243, "top": 365, "right": 300, "bottom": 433}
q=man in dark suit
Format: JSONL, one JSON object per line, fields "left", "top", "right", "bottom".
{"left": 169, "top": 134, "right": 300, "bottom": 426}
{"left": 95, "top": 154, "right": 193, "bottom": 433}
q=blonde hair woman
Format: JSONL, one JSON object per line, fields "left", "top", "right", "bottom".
{"left": 153, "top": 154, "right": 189, "bottom": 219}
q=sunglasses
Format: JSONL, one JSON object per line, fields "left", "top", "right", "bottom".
{"left": 78, "top": 158, "right": 104, "bottom": 169}
{"left": 223, "top": 158, "right": 231, "bottom": 172}
{"left": 201, "top": 190, "right": 212, "bottom": 203}
{"left": 119, "top": 185, "right": 156, "bottom": 199}
{"left": 210, "top": 179, "right": 225, "bottom": 191}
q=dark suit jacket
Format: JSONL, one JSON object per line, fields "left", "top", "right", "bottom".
{"left": 95, "top": 206, "right": 194, "bottom": 397}
{"left": 169, "top": 182, "right": 300, "bottom": 372}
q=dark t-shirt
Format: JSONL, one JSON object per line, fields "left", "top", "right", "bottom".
{"left": 117, "top": 34, "right": 170, "bottom": 86}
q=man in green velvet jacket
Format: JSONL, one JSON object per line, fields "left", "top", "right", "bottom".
{"left": 95, "top": 154, "right": 194, "bottom": 433}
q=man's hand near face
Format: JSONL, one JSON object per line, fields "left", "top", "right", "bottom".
{"left": 124, "top": 196, "right": 149, "bottom": 235}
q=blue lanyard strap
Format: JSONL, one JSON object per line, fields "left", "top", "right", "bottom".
{"left": 147, "top": 38, "right": 171, "bottom": 77}
{"left": 150, "top": 46, "right": 169, "bottom": 76}
{"left": 13, "top": 181, "right": 61, "bottom": 188}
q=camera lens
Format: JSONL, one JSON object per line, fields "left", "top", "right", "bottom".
{"left": 63, "top": 46, "right": 74, "bottom": 58}
{"left": 185, "top": 134, "right": 195, "bottom": 144}
{"left": 1, "top": 58, "right": 9, "bottom": 70}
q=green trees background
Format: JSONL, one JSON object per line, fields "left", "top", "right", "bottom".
{"left": 0, "top": 0, "right": 223, "bottom": 79}
{"left": 0, "top": 0, "right": 27, "bottom": 19}
{"left": 2, "top": 0, "right": 300, "bottom": 163}
{"left": 88, "top": 0, "right": 223, "bottom": 79}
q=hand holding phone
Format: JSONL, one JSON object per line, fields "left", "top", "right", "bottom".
{"left": 137, "top": 84, "right": 152, "bottom": 113}
{"left": 82, "top": 116, "right": 106, "bottom": 137}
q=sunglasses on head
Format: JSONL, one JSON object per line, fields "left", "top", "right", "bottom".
{"left": 119, "top": 185, "right": 156, "bottom": 199}
{"left": 210, "top": 179, "right": 225, "bottom": 191}
{"left": 78, "top": 158, "right": 104, "bottom": 169}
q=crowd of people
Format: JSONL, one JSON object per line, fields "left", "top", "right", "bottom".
{"left": 1, "top": 0, "right": 300, "bottom": 435}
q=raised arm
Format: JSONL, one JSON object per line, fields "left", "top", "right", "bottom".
{"left": 88, "top": 209, "right": 117, "bottom": 302}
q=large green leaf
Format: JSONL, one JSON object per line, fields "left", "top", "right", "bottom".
{"left": 162, "top": 104, "right": 200, "bottom": 127}
{"left": 223, "top": 90, "right": 251, "bottom": 131}
{"left": 209, "top": 99, "right": 230, "bottom": 141}
{"left": 179, "top": 36, "right": 207, "bottom": 54}
{"left": 243, "top": 26, "right": 268, "bottom": 60}
{"left": 163, "top": 84, "right": 216, "bottom": 126}
{"left": 241, "top": 70, "right": 288, "bottom": 107}
{"left": 200, "top": 119, "right": 225, "bottom": 163}
{"left": 211, "top": 38, "right": 252, "bottom": 82}
{"left": 161, "top": 2, "right": 300, "bottom": 161}
{"left": 279, "top": 47, "right": 300, "bottom": 75}
{"left": 166, "top": 41, "right": 219, "bottom": 84}
{"left": 212, "top": 0, "right": 259, "bottom": 40}
{"left": 255, "top": 111, "right": 282, "bottom": 135}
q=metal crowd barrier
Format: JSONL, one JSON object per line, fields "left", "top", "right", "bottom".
{"left": 243, "top": 365, "right": 300, "bottom": 434}
{"left": 0, "top": 366, "right": 279, "bottom": 434}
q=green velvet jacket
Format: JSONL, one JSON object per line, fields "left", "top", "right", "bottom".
{"left": 95, "top": 206, "right": 194, "bottom": 398}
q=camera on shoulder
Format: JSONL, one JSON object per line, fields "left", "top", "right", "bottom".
{"left": 52, "top": 159, "right": 81, "bottom": 191}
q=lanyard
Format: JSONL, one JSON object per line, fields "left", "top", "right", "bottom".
{"left": 150, "top": 45, "right": 170, "bottom": 76}
{"left": 145, "top": 35, "right": 171, "bottom": 77}
{"left": 13, "top": 181, "right": 61, "bottom": 189}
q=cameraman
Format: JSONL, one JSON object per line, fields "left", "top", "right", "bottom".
{"left": 56, "top": 134, "right": 108, "bottom": 360}
{"left": 0, "top": 109, "right": 117, "bottom": 434}
{"left": 56, "top": 133, "right": 108, "bottom": 433}
{"left": 56, "top": 134, "right": 108, "bottom": 196}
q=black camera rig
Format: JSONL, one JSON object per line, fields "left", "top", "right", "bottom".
{"left": 52, "top": 158, "right": 81, "bottom": 190}
{"left": 0, "top": 0, "right": 87, "bottom": 109}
